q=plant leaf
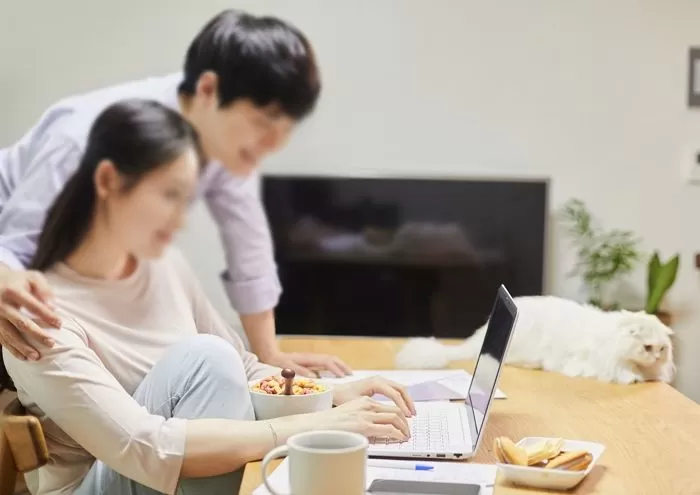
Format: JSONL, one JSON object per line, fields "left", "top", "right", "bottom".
{"left": 647, "top": 252, "right": 661, "bottom": 306}
{"left": 645, "top": 254, "right": 680, "bottom": 313}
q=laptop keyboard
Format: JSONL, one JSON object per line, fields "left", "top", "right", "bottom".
{"left": 369, "top": 403, "right": 465, "bottom": 452}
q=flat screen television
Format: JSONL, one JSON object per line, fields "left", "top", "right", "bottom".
{"left": 262, "top": 175, "right": 548, "bottom": 339}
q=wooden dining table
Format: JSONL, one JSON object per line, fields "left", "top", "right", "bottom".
{"left": 239, "top": 336, "right": 700, "bottom": 494}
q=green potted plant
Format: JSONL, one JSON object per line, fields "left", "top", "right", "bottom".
{"left": 645, "top": 251, "right": 680, "bottom": 325}
{"left": 558, "top": 198, "right": 642, "bottom": 309}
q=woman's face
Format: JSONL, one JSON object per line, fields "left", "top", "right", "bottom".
{"left": 97, "top": 147, "right": 200, "bottom": 259}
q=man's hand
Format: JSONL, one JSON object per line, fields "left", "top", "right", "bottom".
{"left": 241, "top": 310, "right": 352, "bottom": 378}
{"left": 332, "top": 376, "right": 416, "bottom": 417}
{"left": 0, "top": 267, "right": 60, "bottom": 360}
{"left": 263, "top": 351, "right": 353, "bottom": 378}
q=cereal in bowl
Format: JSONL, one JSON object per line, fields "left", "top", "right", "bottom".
{"left": 251, "top": 374, "right": 327, "bottom": 396}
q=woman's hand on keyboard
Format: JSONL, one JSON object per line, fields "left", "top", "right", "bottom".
{"left": 314, "top": 396, "right": 410, "bottom": 442}
{"left": 332, "top": 376, "right": 416, "bottom": 417}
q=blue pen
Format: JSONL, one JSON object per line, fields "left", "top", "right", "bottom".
{"left": 367, "top": 459, "right": 434, "bottom": 471}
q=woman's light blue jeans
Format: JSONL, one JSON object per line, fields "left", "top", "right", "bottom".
{"left": 75, "top": 334, "right": 255, "bottom": 495}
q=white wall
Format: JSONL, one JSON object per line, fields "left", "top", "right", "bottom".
{"left": 2, "top": 0, "right": 699, "bottom": 400}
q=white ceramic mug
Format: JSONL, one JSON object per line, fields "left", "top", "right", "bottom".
{"left": 261, "top": 430, "right": 368, "bottom": 495}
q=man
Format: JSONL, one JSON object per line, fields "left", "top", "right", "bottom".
{"left": 0, "top": 9, "right": 352, "bottom": 377}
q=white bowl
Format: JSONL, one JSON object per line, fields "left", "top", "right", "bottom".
{"left": 497, "top": 437, "right": 606, "bottom": 491}
{"left": 249, "top": 378, "right": 334, "bottom": 420}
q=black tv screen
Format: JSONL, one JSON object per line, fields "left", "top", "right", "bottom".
{"left": 262, "top": 175, "right": 547, "bottom": 339}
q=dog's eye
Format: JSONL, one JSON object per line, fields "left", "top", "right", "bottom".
{"left": 644, "top": 345, "right": 653, "bottom": 352}
{"left": 659, "top": 346, "right": 665, "bottom": 352}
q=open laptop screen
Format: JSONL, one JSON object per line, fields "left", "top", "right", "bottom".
{"left": 466, "top": 285, "right": 518, "bottom": 451}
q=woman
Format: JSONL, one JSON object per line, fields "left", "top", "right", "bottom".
{"left": 2, "top": 99, "right": 415, "bottom": 495}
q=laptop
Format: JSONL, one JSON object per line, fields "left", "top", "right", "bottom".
{"left": 368, "top": 284, "right": 518, "bottom": 460}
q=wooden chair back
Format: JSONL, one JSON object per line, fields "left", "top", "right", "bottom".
{"left": 0, "top": 398, "right": 49, "bottom": 495}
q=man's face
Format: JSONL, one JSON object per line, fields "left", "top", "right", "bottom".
{"left": 188, "top": 72, "right": 297, "bottom": 176}
{"left": 202, "top": 99, "right": 296, "bottom": 176}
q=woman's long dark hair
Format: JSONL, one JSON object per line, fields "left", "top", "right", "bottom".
{"left": 31, "top": 99, "right": 202, "bottom": 271}
{"left": 0, "top": 98, "right": 203, "bottom": 391}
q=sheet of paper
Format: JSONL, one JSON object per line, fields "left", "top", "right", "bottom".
{"left": 253, "top": 457, "right": 497, "bottom": 495}
{"left": 319, "top": 369, "right": 507, "bottom": 400}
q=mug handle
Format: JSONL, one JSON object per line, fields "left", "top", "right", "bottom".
{"left": 261, "top": 445, "right": 290, "bottom": 495}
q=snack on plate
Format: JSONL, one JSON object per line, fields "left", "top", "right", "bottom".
{"left": 251, "top": 374, "right": 327, "bottom": 396}
{"left": 494, "top": 436, "right": 593, "bottom": 472}
{"left": 525, "top": 437, "right": 565, "bottom": 465}
{"left": 545, "top": 450, "right": 593, "bottom": 471}
{"left": 494, "top": 437, "right": 528, "bottom": 466}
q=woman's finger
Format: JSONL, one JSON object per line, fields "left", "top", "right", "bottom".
{"left": 370, "top": 381, "right": 414, "bottom": 417}
{"left": 367, "top": 423, "right": 406, "bottom": 442}
{"left": 371, "top": 400, "right": 402, "bottom": 414}
{"left": 386, "top": 379, "right": 416, "bottom": 416}
{"left": 368, "top": 412, "right": 411, "bottom": 439}
{"left": 371, "top": 402, "right": 409, "bottom": 431}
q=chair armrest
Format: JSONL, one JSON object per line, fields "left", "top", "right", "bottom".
{"left": 1, "top": 399, "right": 49, "bottom": 472}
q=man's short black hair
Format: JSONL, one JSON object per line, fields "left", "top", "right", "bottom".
{"left": 179, "top": 9, "right": 321, "bottom": 120}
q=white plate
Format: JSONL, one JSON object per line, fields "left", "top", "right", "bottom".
{"left": 497, "top": 437, "right": 606, "bottom": 490}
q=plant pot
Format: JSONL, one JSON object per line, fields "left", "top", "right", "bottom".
{"left": 653, "top": 310, "right": 672, "bottom": 326}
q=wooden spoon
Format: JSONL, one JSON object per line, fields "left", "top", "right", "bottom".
{"left": 281, "top": 368, "right": 295, "bottom": 395}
